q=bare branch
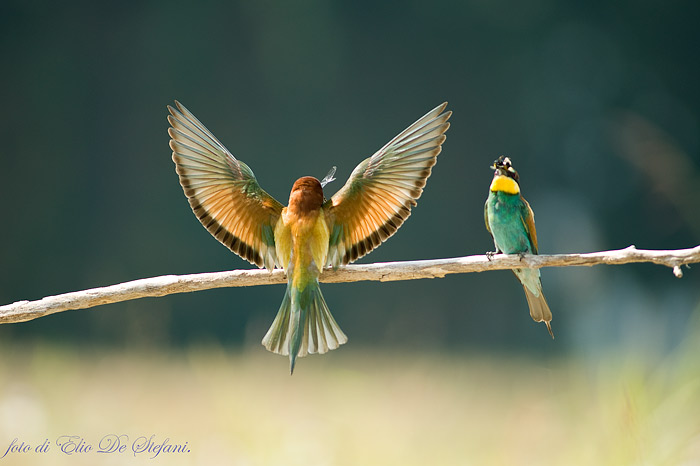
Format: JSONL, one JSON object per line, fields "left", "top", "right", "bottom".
{"left": 1, "top": 245, "right": 698, "bottom": 325}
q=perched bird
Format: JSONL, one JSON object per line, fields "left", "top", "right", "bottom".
{"left": 484, "top": 156, "right": 554, "bottom": 338}
{"left": 168, "top": 101, "right": 451, "bottom": 372}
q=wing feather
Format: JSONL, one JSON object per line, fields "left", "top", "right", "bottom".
{"left": 520, "top": 197, "right": 539, "bottom": 254}
{"left": 168, "top": 101, "right": 284, "bottom": 270}
{"left": 324, "top": 103, "right": 451, "bottom": 265}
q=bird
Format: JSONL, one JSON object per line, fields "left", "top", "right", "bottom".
{"left": 484, "top": 156, "right": 554, "bottom": 338}
{"left": 168, "top": 101, "right": 451, "bottom": 373}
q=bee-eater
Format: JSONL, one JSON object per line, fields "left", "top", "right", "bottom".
{"left": 168, "top": 101, "right": 451, "bottom": 372}
{"left": 484, "top": 156, "right": 554, "bottom": 338}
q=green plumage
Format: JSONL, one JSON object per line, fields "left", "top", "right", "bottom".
{"left": 485, "top": 191, "right": 535, "bottom": 255}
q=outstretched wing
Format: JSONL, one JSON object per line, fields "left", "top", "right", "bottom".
{"left": 168, "top": 101, "right": 284, "bottom": 270}
{"left": 519, "top": 197, "right": 538, "bottom": 254}
{"left": 324, "top": 103, "right": 451, "bottom": 266}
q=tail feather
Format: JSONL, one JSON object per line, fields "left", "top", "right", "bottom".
{"left": 522, "top": 284, "right": 554, "bottom": 339}
{"left": 514, "top": 268, "right": 554, "bottom": 339}
{"left": 261, "top": 281, "right": 348, "bottom": 374}
{"left": 262, "top": 286, "right": 292, "bottom": 355}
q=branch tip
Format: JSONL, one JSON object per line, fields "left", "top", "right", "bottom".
{"left": 673, "top": 265, "right": 683, "bottom": 278}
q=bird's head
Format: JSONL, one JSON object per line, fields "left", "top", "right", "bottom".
{"left": 490, "top": 155, "right": 520, "bottom": 183}
{"left": 489, "top": 155, "right": 521, "bottom": 194}
{"left": 288, "top": 176, "right": 325, "bottom": 214}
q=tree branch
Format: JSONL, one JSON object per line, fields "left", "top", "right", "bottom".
{"left": 1, "top": 245, "right": 698, "bottom": 325}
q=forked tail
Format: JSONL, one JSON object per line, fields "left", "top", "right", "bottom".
{"left": 261, "top": 280, "right": 348, "bottom": 374}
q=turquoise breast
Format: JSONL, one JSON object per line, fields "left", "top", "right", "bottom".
{"left": 486, "top": 191, "right": 533, "bottom": 254}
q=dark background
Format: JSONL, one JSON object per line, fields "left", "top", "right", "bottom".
{"left": 1, "top": 0, "right": 699, "bottom": 356}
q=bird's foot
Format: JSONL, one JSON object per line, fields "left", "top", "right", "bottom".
{"left": 486, "top": 251, "right": 497, "bottom": 261}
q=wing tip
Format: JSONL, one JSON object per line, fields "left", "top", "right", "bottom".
{"left": 167, "top": 101, "right": 186, "bottom": 118}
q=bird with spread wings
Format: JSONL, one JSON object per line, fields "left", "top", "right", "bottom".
{"left": 168, "top": 101, "right": 451, "bottom": 373}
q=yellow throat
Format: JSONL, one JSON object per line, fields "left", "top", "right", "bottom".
{"left": 490, "top": 175, "right": 520, "bottom": 195}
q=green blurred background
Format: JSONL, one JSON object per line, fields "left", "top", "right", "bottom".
{"left": 1, "top": 0, "right": 699, "bottom": 464}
